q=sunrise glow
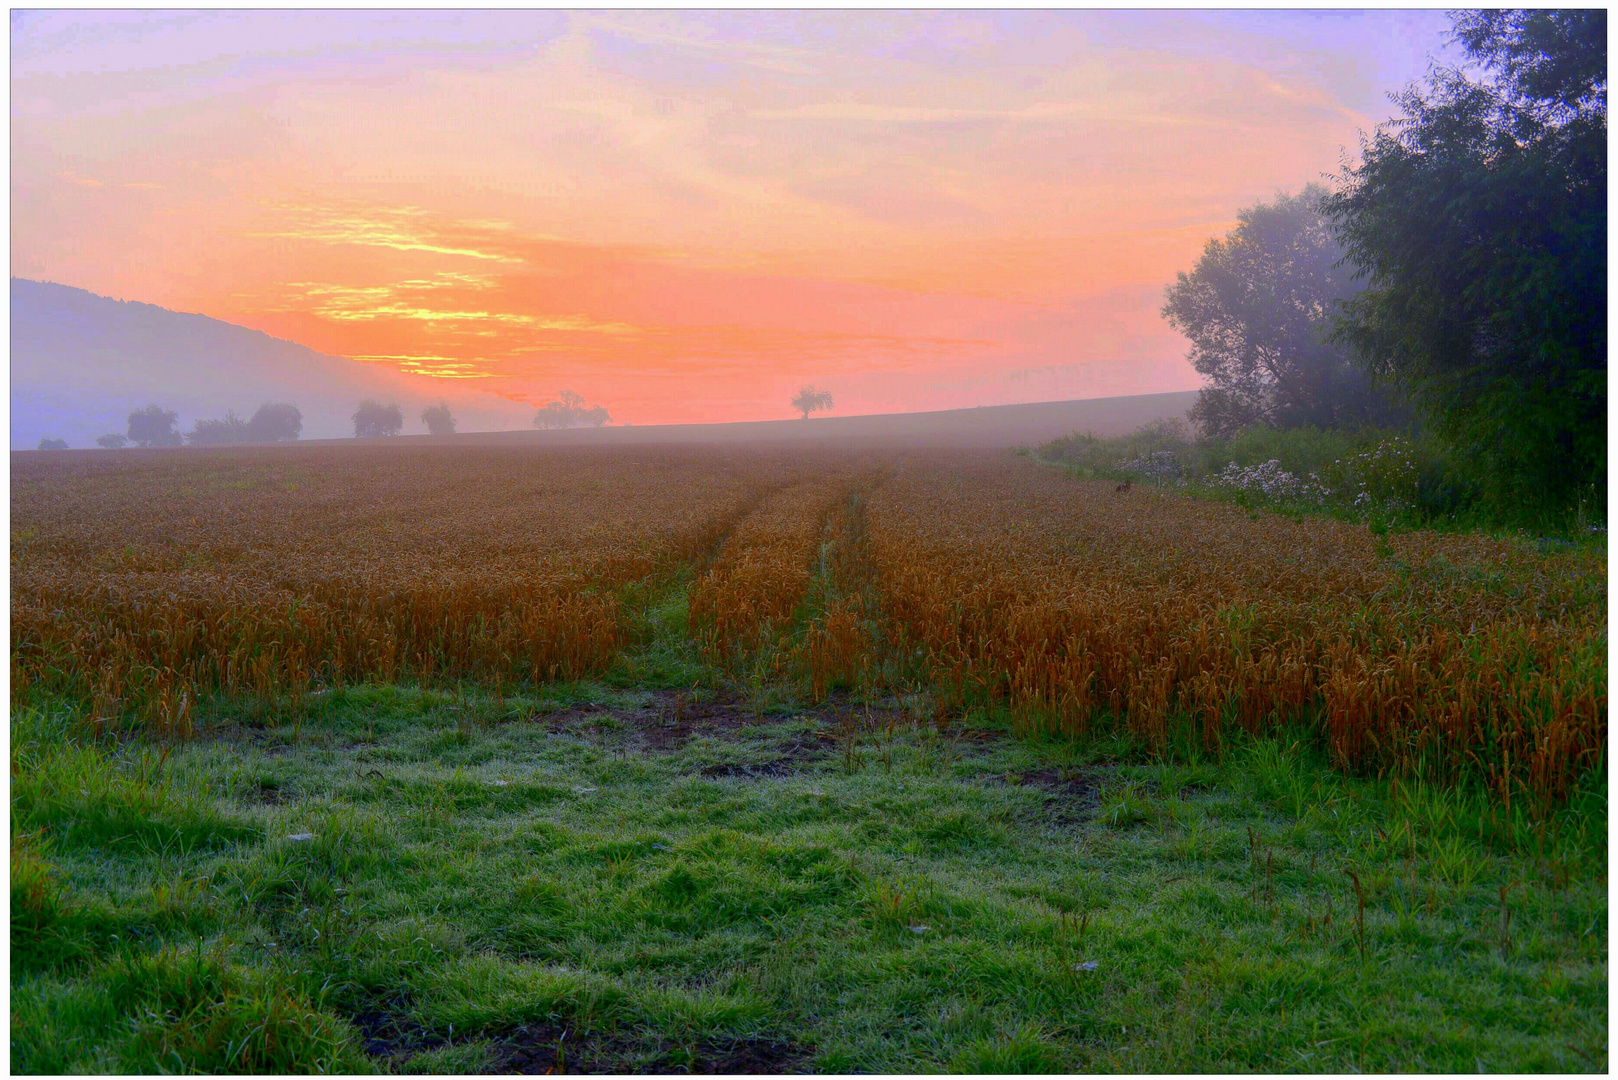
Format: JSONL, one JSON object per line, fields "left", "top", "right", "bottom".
{"left": 11, "top": 10, "right": 1457, "bottom": 425}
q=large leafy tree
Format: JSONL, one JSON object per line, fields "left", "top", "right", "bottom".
{"left": 247, "top": 402, "right": 303, "bottom": 442}
{"left": 353, "top": 400, "right": 403, "bottom": 438}
{"left": 1162, "top": 185, "right": 1397, "bottom": 437}
{"left": 1325, "top": 10, "right": 1606, "bottom": 520}
{"left": 126, "top": 404, "right": 182, "bottom": 447}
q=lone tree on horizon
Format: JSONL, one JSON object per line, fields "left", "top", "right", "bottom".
{"left": 421, "top": 402, "right": 457, "bottom": 436}
{"left": 353, "top": 400, "right": 404, "bottom": 438}
{"left": 792, "top": 386, "right": 833, "bottom": 419}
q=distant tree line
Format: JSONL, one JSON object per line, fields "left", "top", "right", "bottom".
{"left": 1163, "top": 10, "right": 1604, "bottom": 525}
{"left": 74, "top": 399, "right": 463, "bottom": 446}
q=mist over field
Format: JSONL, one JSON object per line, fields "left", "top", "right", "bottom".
{"left": 9, "top": 10, "right": 1605, "bottom": 1075}
{"left": 10, "top": 279, "right": 534, "bottom": 448}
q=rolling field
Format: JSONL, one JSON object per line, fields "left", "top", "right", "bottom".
{"left": 11, "top": 444, "right": 1607, "bottom": 1072}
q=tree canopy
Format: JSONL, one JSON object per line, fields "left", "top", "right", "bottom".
{"left": 533, "top": 390, "right": 611, "bottom": 429}
{"left": 247, "top": 403, "right": 302, "bottom": 442}
{"left": 186, "top": 411, "right": 251, "bottom": 446}
{"left": 185, "top": 403, "right": 301, "bottom": 446}
{"left": 791, "top": 386, "right": 834, "bottom": 420}
{"left": 126, "top": 405, "right": 182, "bottom": 447}
{"left": 1325, "top": 9, "right": 1606, "bottom": 520}
{"left": 421, "top": 402, "right": 457, "bottom": 436}
{"left": 353, "top": 400, "right": 404, "bottom": 438}
{"left": 1163, "top": 185, "right": 1399, "bottom": 437}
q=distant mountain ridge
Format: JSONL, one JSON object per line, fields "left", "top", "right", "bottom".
{"left": 9, "top": 278, "right": 528, "bottom": 448}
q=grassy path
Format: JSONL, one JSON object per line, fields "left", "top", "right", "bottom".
{"left": 12, "top": 571, "right": 1607, "bottom": 1073}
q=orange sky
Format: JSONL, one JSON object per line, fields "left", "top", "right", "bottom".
{"left": 11, "top": 11, "right": 1457, "bottom": 424}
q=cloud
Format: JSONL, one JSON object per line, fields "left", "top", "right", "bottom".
{"left": 245, "top": 201, "right": 528, "bottom": 262}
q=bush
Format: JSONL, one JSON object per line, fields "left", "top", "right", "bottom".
{"left": 37, "top": 437, "right": 68, "bottom": 450}
{"left": 1039, "top": 421, "right": 1508, "bottom": 530}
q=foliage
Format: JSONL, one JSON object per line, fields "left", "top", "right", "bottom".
{"left": 1041, "top": 420, "right": 1519, "bottom": 531}
{"left": 1162, "top": 186, "right": 1399, "bottom": 436}
{"left": 94, "top": 433, "right": 127, "bottom": 449}
{"left": 791, "top": 385, "right": 834, "bottom": 420}
{"left": 1324, "top": 10, "right": 1606, "bottom": 524}
{"left": 421, "top": 402, "right": 457, "bottom": 436}
{"left": 126, "top": 404, "right": 182, "bottom": 448}
{"left": 352, "top": 399, "right": 403, "bottom": 438}
{"left": 186, "top": 404, "right": 303, "bottom": 446}
{"left": 186, "top": 410, "right": 251, "bottom": 446}
{"left": 534, "top": 389, "right": 611, "bottom": 429}
{"left": 247, "top": 402, "right": 303, "bottom": 442}
{"left": 36, "top": 437, "right": 68, "bottom": 450}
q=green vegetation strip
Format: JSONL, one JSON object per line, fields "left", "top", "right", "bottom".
{"left": 13, "top": 593, "right": 1607, "bottom": 1073}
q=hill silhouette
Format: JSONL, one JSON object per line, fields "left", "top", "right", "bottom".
{"left": 9, "top": 279, "right": 529, "bottom": 448}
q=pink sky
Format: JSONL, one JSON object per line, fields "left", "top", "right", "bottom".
{"left": 11, "top": 10, "right": 1458, "bottom": 424}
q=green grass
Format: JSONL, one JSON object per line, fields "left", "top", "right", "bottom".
{"left": 11, "top": 575, "right": 1608, "bottom": 1073}
{"left": 1035, "top": 419, "right": 1608, "bottom": 539}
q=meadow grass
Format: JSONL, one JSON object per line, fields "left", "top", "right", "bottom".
{"left": 12, "top": 573, "right": 1607, "bottom": 1073}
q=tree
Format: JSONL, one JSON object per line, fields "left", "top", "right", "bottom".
{"left": 185, "top": 403, "right": 302, "bottom": 445}
{"left": 421, "top": 402, "right": 457, "bottom": 436}
{"left": 247, "top": 403, "right": 302, "bottom": 442}
{"left": 792, "top": 386, "right": 834, "bottom": 419}
{"left": 96, "top": 433, "right": 127, "bottom": 449}
{"left": 1162, "top": 186, "right": 1399, "bottom": 437}
{"left": 36, "top": 437, "right": 68, "bottom": 450}
{"left": 127, "top": 404, "right": 182, "bottom": 447}
{"left": 532, "top": 390, "right": 611, "bottom": 429}
{"left": 186, "top": 411, "right": 250, "bottom": 446}
{"left": 1324, "top": 10, "right": 1606, "bottom": 520}
{"left": 353, "top": 400, "right": 404, "bottom": 438}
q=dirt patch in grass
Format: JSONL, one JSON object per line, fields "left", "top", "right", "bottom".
{"left": 612, "top": 690, "right": 776, "bottom": 752}
{"left": 349, "top": 1006, "right": 447, "bottom": 1063}
{"left": 489, "top": 1023, "right": 811, "bottom": 1074}
{"left": 239, "top": 782, "right": 294, "bottom": 806}
{"left": 997, "top": 767, "right": 1104, "bottom": 825}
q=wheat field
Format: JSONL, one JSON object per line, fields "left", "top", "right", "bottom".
{"left": 12, "top": 443, "right": 1605, "bottom": 806}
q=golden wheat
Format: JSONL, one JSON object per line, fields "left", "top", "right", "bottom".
{"left": 12, "top": 444, "right": 812, "bottom": 730}
{"left": 864, "top": 451, "right": 1605, "bottom": 807}
{"left": 12, "top": 443, "right": 1604, "bottom": 805}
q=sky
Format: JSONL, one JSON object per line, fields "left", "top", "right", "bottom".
{"left": 11, "top": 10, "right": 1462, "bottom": 425}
